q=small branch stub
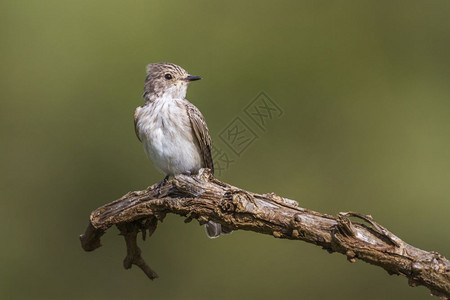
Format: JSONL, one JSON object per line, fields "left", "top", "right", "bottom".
{"left": 79, "top": 169, "right": 450, "bottom": 298}
{"left": 117, "top": 222, "right": 159, "bottom": 280}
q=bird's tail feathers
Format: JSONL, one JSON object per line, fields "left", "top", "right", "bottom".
{"left": 205, "top": 221, "right": 232, "bottom": 239}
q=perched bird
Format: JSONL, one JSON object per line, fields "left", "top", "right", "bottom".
{"left": 134, "top": 62, "right": 229, "bottom": 238}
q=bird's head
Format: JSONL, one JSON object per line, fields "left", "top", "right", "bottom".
{"left": 143, "top": 62, "right": 201, "bottom": 100}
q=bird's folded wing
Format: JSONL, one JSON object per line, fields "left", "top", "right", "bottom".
{"left": 186, "top": 102, "right": 214, "bottom": 174}
{"left": 134, "top": 107, "right": 142, "bottom": 142}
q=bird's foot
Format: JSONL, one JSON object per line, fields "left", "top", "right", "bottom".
{"left": 156, "top": 175, "right": 170, "bottom": 197}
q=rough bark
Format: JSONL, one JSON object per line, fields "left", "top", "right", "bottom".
{"left": 79, "top": 169, "right": 450, "bottom": 299}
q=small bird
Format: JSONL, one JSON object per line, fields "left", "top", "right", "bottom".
{"left": 134, "top": 62, "right": 229, "bottom": 238}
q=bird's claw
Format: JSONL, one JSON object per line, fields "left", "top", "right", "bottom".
{"left": 156, "top": 175, "right": 169, "bottom": 197}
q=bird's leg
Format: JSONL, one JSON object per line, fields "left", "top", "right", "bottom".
{"left": 156, "top": 175, "right": 170, "bottom": 196}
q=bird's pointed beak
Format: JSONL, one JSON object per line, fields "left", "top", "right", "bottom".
{"left": 186, "top": 75, "right": 202, "bottom": 81}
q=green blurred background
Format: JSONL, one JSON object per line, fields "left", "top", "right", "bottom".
{"left": 1, "top": 0, "right": 449, "bottom": 299}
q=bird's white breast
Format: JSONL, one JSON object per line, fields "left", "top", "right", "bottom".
{"left": 135, "top": 97, "right": 203, "bottom": 176}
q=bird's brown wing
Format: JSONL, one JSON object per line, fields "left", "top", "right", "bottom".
{"left": 186, "top": 102, "right": 214, "bottom": 175}
{"left": 134, "top": 107, "right": 142, "bottom": 142}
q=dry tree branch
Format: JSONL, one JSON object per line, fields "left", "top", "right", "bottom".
{"left": 79, "top": 169, "right": 450, "bottom": 298}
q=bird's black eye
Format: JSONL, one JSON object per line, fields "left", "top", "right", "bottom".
{"left": 164, "top": 74, "right": 172, "bottom": 80}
